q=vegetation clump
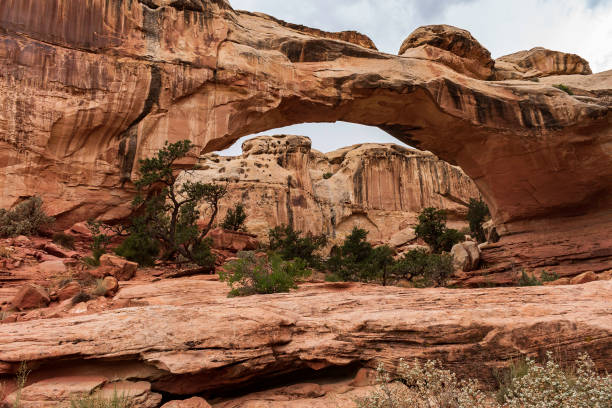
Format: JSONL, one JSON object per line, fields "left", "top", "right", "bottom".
{"left": 129, "top": 140, "right": 226, "bottom": 270}
{"left": 52, "top": 232, "right": 76, "bottom": 250}
{"left": 553, "top": 84, "right": 573, "bottom": 95}
{"left": 327, "top": 227, "right": 394, "bottom": 284}
{"left": 0, "top": 197, "right": 54, "bottom": 237}
{"left": 83, "top": 220, "right": 112, "bottom": 267}
{"left": 71, "top": 391, "right": 132, "bottom": 408}
{"left": 221, "top": 203, "right": 247, "bottom": 231}
{"left": 393, "top": 249, "right": 454, "bottom": 287}
{"left": 414, "top": 207, "right": 464, "bottom": 253}
{"left": 114, "top": 231, "right": 159, "bottom": 267}
{"left": 219, "top": 251, "right": 310, "bottom": 297}
{"left": 356, "top": 353, "right": 612, "bottom": 408}
{"left": 268, "top": 225, "right": 327, "bottom": 268}
{"left": 467, "top": 197, "right": 490, "bottom": 243}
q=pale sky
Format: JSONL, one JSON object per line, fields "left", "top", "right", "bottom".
{"left": 220, "top": 0, "right": 612, "bottom": 156}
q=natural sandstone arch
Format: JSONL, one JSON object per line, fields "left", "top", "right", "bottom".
{"left": 0, "top": 0, "right": 610, "bottom": 274}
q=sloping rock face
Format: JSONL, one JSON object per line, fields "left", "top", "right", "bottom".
{"left": 494, "top": 47, "right": 593, "bottom": 80}
{"left": 0, "top": 279, "right": 611, "bottom": 405}
{"left": 399, "top": 24, "right": 495, "bottom": 79}
{"left": 182, "top": 135, "right": 480, "bottom": 242}
{"left": 0, "top": 2, "right": 611, "bottom": 271}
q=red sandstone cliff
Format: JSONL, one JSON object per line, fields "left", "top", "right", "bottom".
{"left": 183, "top": 135, "right": 480, "bottom": 244}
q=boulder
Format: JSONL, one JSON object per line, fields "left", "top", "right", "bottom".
{"left": 161, "top": 397, "right": 212, "bottom": 408}
{"left": 43, "top": 243, "right": 77, "bottom": 259}
{"left": 14, "top": 235, "right": 31, "bottom": 246}
{"left": 101, "top": 276, "right": 119, "bottom": 297}
{"left": 570, "top": 271, "right": 598, "bottom": 285}
{"left": 388, "top": 228, "right": 417, "bottom": 248}
{"left": 543, "top": 277, "right": 571, "bottom": 286}
{"left": 67, "top": 222, "right": 92, "bottom": 238}
{"left": 5, "top": 376, "right": 107, "bottom": 408}
{"left": 451, "top": 241, "right": 481, "bottom": 272}
{"left": 205, "top": 228, "right": 258, "bottom": 252}
{"left": 11, "top": 284, "right": 50, "bottom": 310}
{"left": 57, "top": 282, "right": 82, "bottom": 301}
{"left": 399, "top": 24, "right": 494, "bottom": 79}
{"left": 598, "top": 270, "right": 612, "bottom": 281}
{"left": 38, "top": 260, "right": 67, "bottom": 275}
{"left": 99, "top": 255, "right": 137, "bottom": 281}
{"left": 98, "top": 381, "right": 162, "bottom": 408}
{"left": 494, "top": 47, "right": 592, "bottom": 80}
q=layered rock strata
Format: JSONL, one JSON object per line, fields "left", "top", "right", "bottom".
{"left": 0, "top": 2, "right": 610, "bottom": 270}
{"left": 0, "top": 278, "right": 611, "bottom": 405}
{"left": 182, "top": 135, "right": 480, "bottom": 242}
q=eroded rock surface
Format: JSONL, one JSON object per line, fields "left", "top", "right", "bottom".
{"left": 0, "top": 0, "right": 610, "bottom": 274}
{"left": 183, "top": 136, "right": 479, "bottom": 242}
{"left": 1, "top": 278, "right": 611, "bottom": 405}
{"left": 494, "top": 47, "right": 592, "bottom": 80}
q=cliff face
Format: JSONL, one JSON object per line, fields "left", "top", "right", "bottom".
{"left": 181, "top": 135, "right": 480, "bottom": 243}
{"left": 0, "top": 0, "right": 610, "bottom": 271}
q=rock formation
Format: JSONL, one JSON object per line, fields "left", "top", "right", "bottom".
{"left": 1, "top": 278, "right": 611, "bottom": 406}
{"left": 182, "top": 135, "right": 479, "bottom": 243}
{"left": 494, "top": 47, "right": 592, "bottom": 80}
{"left": 0, "top": 1, "right": 610, "bottom": 275}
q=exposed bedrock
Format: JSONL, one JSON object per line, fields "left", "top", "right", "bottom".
{"left": 183, "top": 135, "right": 480, "bottom": 243}
{"left": 0, "top": 279, "right": 611, "bottom": 403}
{"left": 0, "top": 1, "right": 610, "bottom": 269}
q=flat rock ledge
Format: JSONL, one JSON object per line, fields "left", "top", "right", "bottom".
{"left": 0, "top": 279, "right": 611, "bottom": 404}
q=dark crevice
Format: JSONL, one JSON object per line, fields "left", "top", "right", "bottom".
{"left": 118, "top": 64, "right": 162, "bottom": 183}
{"left": 156, "top": 361, "right": 364, "bottom": 403}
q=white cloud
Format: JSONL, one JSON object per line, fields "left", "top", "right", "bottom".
{"left": 222, "top": 0, "right": 612, "bottom": 155}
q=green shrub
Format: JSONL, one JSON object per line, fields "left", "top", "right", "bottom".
{"left": 322, "top": 172, "right": 333, "bottom": 179}
{"left": 553, "top": 84, "right": 573, "bottom": 95}
{"left": 84, "top": 220, "right": 112, "bottom": 267}
{"left": 52, "top": 232, "right": 76, "bottom": 250}
{"left": 0, "top": 196, "right": 54, "bottom": 237}
{"left": 540, "top": 270, "right": 560, "bottom": 283}
{"left": 219, "top": 252, "right": 310, "bottom": 297}
{"left": 393, "top": 249, "right": 454, "bottom": 287}
{"left": 222, "top": 203, "right": 247, "bottom": 231}
{"left": 114, "top": 232, "right": 159, "bottom": 267}
{"left": 414, "top": 207, "right": 464, "bottom": 253}
{"left": 327, "top": 227, "right": 395, "bottom": 283}
{"left": 518, "top": 270, "right": 542, "bottom": 286}
{"left": 436, "top": 228, "right": 465, "bottom": 253}
{"left": 467, "top": 198, "right": 490, "bottom": 243}
{"left": 268, "top": 225, "right": 327, "bottom": 267}
{"left": 131, "top": 140, "right": 227, "bottom": 268}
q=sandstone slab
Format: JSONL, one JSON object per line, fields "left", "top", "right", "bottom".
{"left": 0, "top": 279, "right": 610, "bottom": 399}
{"left": 10, "top": 284, "right": 50, "bottom": 311}
{"left": 99, "top": 255, "right": 137, "bottom": 281}
{"left": 162, "top": 397, "right": 211, "bottom": 408}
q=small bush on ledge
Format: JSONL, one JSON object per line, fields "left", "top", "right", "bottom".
{"left": 553, "top": 84, "right": 573, "bottom": 95}
{"left": 0, "top": 196, "right": 54, "bottom": 237}
{"left": 219, "top": 251, "right": 311, "bottom": 297}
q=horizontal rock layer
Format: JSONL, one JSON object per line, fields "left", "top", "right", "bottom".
{"left": 1, "top": 278, "right": 611, "bottom": 402}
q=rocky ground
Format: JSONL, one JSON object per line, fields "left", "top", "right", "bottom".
{"left": 1, "top": 231, "right": 611, "bottom": 407}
